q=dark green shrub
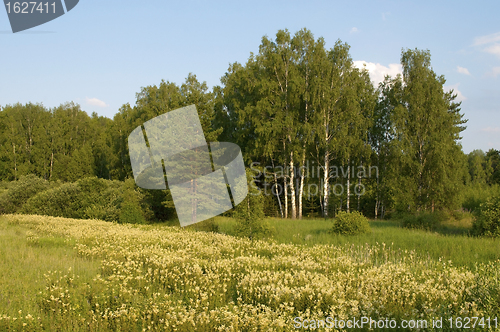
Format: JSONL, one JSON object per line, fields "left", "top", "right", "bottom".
{"left": 21, "top": 182, "right": 82, "bottom": 218}
{"left": 0, "top": 192, "right": 15, "bottom": 214}
{"left": 12, "top": 175, "right": 152, "bottom": 224}
{"left": 79, "top": 178, "right": 123, "bottom": 222}
{"left": 234, "top": 212, "right": 274, "bottom": 240}
{"left": 233, "top": 169, "right": 274, "bottom": 240}
{"left": 331, "top": 211, "right": 370, "bottom": 235}
{"left": 76, "top": 177, "right": 111, "bottom": 207}
{"left": 186, "top": 218, "right": 219, "bottom": 233}
{"left": 84, "top": 204, "right": 120, "bottom": 222}
{"left": 119, "top": 201, "right": 145, "bottom": 224}
{"left": 82, "top": 185, "right": 122, "bottom": 222}
{"left": 400, "top": 212, "right": 440, "bottom": 231}
{"left": 472, "top": 195, "right": 500, "bottom": 237}
{"left": 0, "top": 175, "right": 50, "bottom": 214}
{"left": 0, "top": 181, "right": 9, "bottom": 193}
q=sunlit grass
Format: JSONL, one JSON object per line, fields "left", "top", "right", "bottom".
{"left": 215, "top": 215, "right": 500, "bottom": 268}
{"left": 1, "top": 214, "right": 500, "bottom": 331}
{"left": 0, "top": 216, "right": 100, "bottom": 319}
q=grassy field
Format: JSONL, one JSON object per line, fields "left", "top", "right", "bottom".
{"left": 0, "top": 218, "right": 100, "bottom": 320}
{"left": 1, "top": 214, "right": 500, "bottom": 331}
{"left": 215, "top": 215, "right": 500, "bottom": 269}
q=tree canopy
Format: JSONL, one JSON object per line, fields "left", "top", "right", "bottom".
{"left": 1, "top": 28, "right": 491, "bottom": 221}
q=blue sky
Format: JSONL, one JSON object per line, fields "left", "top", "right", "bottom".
{"left": 1, "top": 0, "right": 499, "bottom": 153}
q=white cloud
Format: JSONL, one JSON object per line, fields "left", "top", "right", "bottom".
{"left": 85, "top": 97, "right": 108, "bottom": 108}
{"left": 481, "top": 127, "right": 500, "bottom": 133}
{"left": 473, "top": 32, "right": 500, "bottom": 46}
{"left": 456, "top": 66, "right": 470, "bottom": 75}
{"left": 353, "top": 61, "right": 402, "bottom": 86}
{"left": 444, "top": 83, "right": 467, "bottom": 102}
{"left": 350, "top": 27, "right": 358, "bottom": 34}
{"left": 491, "top": 67, "right": 500, "bottom": 78}
{"left": 473, "top": 31, "right": 500, "bottom": 58}
{"left": 485, "top": 43, "right": 500, "bottom": 57}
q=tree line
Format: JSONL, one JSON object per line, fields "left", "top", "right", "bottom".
{"left": 1, "top": 28, "right": 499, "bottom": 221}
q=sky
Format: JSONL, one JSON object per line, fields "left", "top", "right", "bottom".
{"left": 1, "top": 0, "right": 499, "bottom": 154}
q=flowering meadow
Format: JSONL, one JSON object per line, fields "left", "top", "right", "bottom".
{"left": 1, "top": 214, "right": 500, "bottom": 331}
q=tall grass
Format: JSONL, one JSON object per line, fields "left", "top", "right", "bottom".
{"left": 0, "top": 217, "right": 100, "bottom": 319}
{"left": 2, "top": 214, "right": 500, "bottom": 331}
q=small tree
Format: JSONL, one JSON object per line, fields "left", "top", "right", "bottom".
{"left": 119, "top": 201, "right": 145, "bottom": 224}
{"left": 233, "top": 169, "right": 273, "bottom": 240}
{"left": 118, "top": 178, "right": 150, "bottom": 224}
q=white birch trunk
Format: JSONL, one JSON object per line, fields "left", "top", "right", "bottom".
{"left": 323, "top": 153, "right": 330, "bottom": 217}
{"left": 289, "top": 152, "right": 296, "bottom": 219}
{"left": 284, "top": 169, "right": 288, "bottom": 219}
{"left": 346, "top": 158, "right": 350, "bottom": 212}
{"left": 298, "top": 150, "right": 306, "bottom": 219}
{"left": 273, "top": 171, "right": 284, "bottom": 218}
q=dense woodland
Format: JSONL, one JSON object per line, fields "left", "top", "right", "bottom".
{"left": 1, "top": 29, "right": 499, "bottom": 222}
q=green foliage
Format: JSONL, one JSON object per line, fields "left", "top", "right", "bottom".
{"left": 21, "top": 182, "right": 82, "bottom": 218}
{"left": 0, "top": 29, "right": 486, "bottom": 222}
{"left": 0, "top": 175, "right": 50, "bottom": 214}
{"left": 486, "top": 149, "right": 500, "bottom": 185}
{"left": 233, "top": 170, "right": 274, "bottom": 240}
{"left": 111, "top": 74, "right": 222, "bottom": 182}
{"left": 234, "top": 212, "right": 274, "bottom": 240}
{"left": 116, "top": 179, "right": 151, "bottom": 224}
{"left": 0, "top": 103, "right": 114, "bottom": 182}
{"left": 83, "top": 203, "right": 120, "bottom": 222}
{"left": 4, "top": 214, "right": 500, "bottom": 330}
{"left": 263, "top": 194, "right": 280, "bottom": 217}
{"left": 81, "top": 182, "right": 122, "bottom": 222}
{"left": 121, "top": 178, "right": 153, "bottom": 221}
{"left": 472, "top": 194, "right": 500, "bottom": 237}
{"left": 119, "top": 201, "right": 145, "bottom": 224}
{"left": 330, "top": 211, "right": 370, "bottom": 235}
{"left": 19, "top": 176, "right": 152, "bottom": 224}
{"left": 468, "top": 149, "right": 491, "bottom": 184}
{"left": 381, "top": 49, "right": 468, "bottom": 213}
{"left": 462, "top": 184, "right": 500, "bottom": 212}
{"left": 186, "top": 218, "right": 220, "bottom": 233}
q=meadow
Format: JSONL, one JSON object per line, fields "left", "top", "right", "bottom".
{"left": 216, "top": 215, "right": 500, "bottom": 269}
{"left": 1, "top": 214, "right": 500, "bottom": 331}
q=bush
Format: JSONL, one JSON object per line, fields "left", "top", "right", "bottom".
{"left": 234, "top": 213, "right": 274, "bottom": 240}
{"left": 400, "top": 212, "right": 443, "bottom": 231}
{"left": 233, "top": 169, "right": 274, "bottom": 240}
{"left": 472, "top": 195, "right": 500, "bottom": 237}
{"left": 119, "top": 202, "right": 145, "bottom": 224}
{"left": 0, "top": 175, "right": 50, "bottom": 214}
{"left": 0, "top": 193, "right": 15, "bottom": 215}
{"left": 84, "top": 203, "right": 120, "bottom": 222}
{"left": 79, "top": 178, "right": 123, "bottom": 222}
{"left": 331, "top": 211, "right": 370, "bottom": 235}
{"left": 186, "top": 218, "right": 219, "bottom": 233}
{"left": 20, "top": 176, "right": 153, "bottom": 224}
{"left": 21, "top": 182, "right": 82, "bottom": 218}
